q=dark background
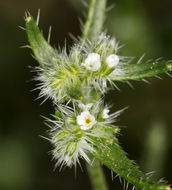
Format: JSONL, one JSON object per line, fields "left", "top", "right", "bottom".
{"left": 0, "top": 0, "right": 172, "bottom": 189}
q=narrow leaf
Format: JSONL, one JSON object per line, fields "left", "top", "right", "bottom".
{"left": 25, "top": 16, "right": 58, "bottom": 67}
{"left": 93, "top": 137, "right": 170, "bottom": 190}
{"left": 110, "top": 60, "right": 172, "bottom": 81}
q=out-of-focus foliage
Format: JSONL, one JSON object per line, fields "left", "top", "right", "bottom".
{"left": 141, "top": 119, "right": 168, "bottom": 179}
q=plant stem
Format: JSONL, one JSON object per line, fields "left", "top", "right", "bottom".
{"left": 82, "top": 1, "right": 108, "bottom": 189}
{"left": 81, "top": 0, "right": 107, "bottom": 45}
{"left": 86, "top": 158, "right": 108, "bottom": 190}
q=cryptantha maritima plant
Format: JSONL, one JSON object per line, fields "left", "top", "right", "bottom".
{"left": 24, "top": 0, "right": 172, "bottom": 189}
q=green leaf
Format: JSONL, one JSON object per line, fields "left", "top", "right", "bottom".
{"left": 81, "top": 0, "right": 107, "bottom": 44}
{"left": 93, "top": 137, "right": 170, "bottom": 190}
{"left": 110, "top": 60, "right": 172, "bottom": 81}
{"left": 25, "top": 16, "right": 58, "bottom": 67}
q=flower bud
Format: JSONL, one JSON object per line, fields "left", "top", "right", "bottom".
{"left": 82, "top": 53, "right": 101, "bottom": 71}
{"left": 106, "top": 54, "right": 119, "bottom": 68}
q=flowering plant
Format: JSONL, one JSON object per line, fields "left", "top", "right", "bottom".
{"left": 24, "top": 0, "right": 171, "bottom": 189}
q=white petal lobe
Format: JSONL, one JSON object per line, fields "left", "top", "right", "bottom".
{"left": 77, "top": 110, "right": 96, "bottom": 130}
{"left": 106, "top": 54, "right": 119, "bottom": 68}
{"left": 82, "top": 53, "right": 101, "bottom": 71}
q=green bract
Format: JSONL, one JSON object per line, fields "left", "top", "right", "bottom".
{"left": 110, "top": 59, "right": 171, "bottom": 81}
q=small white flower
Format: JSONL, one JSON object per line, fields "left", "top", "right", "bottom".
{"left": 82, "top": 53, "right": 101, "bottom": 71}
{"left": 106, "top": 54, "right": 119, "bottom": 68}
{"left": 78, "top": 103, "right": 93, "bottom": 110}
{"left": 77, "top": 111, "right": 96, "bottom": 130}
{"left": 102, "top": 108, "right": 110, "bottom": 119}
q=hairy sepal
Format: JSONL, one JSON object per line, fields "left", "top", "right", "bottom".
{"left": 52, "top": 127, "right": 94, "bottom": 168}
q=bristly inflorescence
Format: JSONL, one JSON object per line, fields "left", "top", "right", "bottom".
{"left": 25, "top": 15, "right": 172, "bottom": 103}
{"left": 25, "top": 5, "right": 172, "bottom": 189}
{"left": 25, "top": 14, "right": 172, "bottom": 168}
{"left": 33, "top": 30, "right": 124, "bottom": 102}
{"left": 47, "top": 100, "right": 121, "bottom": 168}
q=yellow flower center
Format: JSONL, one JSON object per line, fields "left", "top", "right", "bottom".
{"left": 85, "top": 117, "right": 92, "bottom": 125}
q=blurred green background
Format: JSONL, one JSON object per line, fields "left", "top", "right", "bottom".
{"left": 0, "top": 0, "right": 172, "bottom": 189}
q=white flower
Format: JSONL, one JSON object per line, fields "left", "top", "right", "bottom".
{"left": 78, "top": 103, "right": 93, "bottom": 110}
{"left": 102, "top": 108, "right": 110, "bottom": 119}
{"left": 106, "top": 54, "right": 119, "bottom": 68}
{"left": 82, "top": 53, "right": 101, "bottom": 71}
{"left": 77, "top": 111, "right": 96, "bottom": 130}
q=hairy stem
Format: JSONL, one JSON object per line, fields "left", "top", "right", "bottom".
{"left": 87, "top": 159, "right": 108, "bottom": 190}
{"left": 81, "top": 0, "right": 107, "bottom": 45}
{"left": 82, "top": 1, "right": 108, "bottom": 189}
